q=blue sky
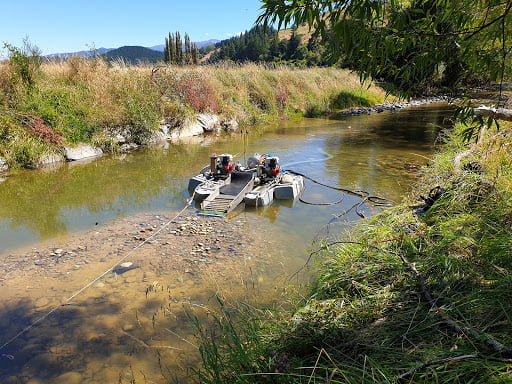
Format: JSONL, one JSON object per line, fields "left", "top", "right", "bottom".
{"left": 1, "top": 0, "right": 265, "bottom": 55}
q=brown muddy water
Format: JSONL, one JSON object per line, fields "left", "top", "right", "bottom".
{"left": 0, "top": 104, "right": 454, "bottom": 383}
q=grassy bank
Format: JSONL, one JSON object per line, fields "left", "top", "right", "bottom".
{"left": 0, "top": 57, "right": 386, "bottom": 170}
{"left": 193, "top": 120, "right": 512, "bottom": 383}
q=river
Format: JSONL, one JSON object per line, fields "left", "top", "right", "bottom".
{"left": 0, "top": 103, "right": 454, "bottom": 383}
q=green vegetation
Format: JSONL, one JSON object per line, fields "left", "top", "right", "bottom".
{"left": 103, "top": 46, "right": 164, "bottom": 65}
{"left": 186, "top": 3, "right": 512, "bottom": 381}
{"left": 206, "top": 26, "right": 328, "bottom": 67}
{"left": 258, "top": 0, "right": 512, "bottom": 97}
{"left": 164, "top": 32, "right": 199, "bottom": 65}
{"left": 0, "top": 44, "right": 386, "bottom": 170}
{"left": 193, "top": 120, "right": 512, "bottom": 383}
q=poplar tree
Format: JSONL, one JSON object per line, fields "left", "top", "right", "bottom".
{"left": 184, "top": 33, "right": 192, "bottom": 65}
{"left": 164, "top": 36, "right": 169, "bottom": 63}
{"left": 168, "top": 32, "right": 176, "bottom": 64}
{"left": 192, "top": 43, "right": 199, "bottom": 65}
{"left": 175, "top": 31, "right": 183, "bottom": 65}
{"left": 164, "top": 31, "right": 200, "bottom": 65}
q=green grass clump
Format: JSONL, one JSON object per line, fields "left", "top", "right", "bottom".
{"left": 193, "top": 122, "right": 512, "bottom": 383}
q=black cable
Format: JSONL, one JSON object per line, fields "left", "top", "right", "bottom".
{"left": 286, "top": 169, "right": 395, "bottom": 207}
{"left": 298, "top": 194, "right": 346, "bottom": 206}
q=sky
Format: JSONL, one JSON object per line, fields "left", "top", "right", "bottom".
{"left": 1, "top": 0, "right": 265, "bottom": 56}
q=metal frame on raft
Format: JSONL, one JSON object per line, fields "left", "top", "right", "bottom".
{"left": 187, "top": 153, "right": 304, "bottom": 215}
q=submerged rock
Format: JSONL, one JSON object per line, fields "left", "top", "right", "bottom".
{"left": 112, "top": 261, "right": 139, "bottom": 275}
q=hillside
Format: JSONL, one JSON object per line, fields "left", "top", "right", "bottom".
{"left": 103, "top": 46, "right": 163, "bottom": 64}
{"left": 277, "top": 23, "right": 314, "bottom": 42}
{"left": 205, "top": 24, "right": 327, "bottom": 66}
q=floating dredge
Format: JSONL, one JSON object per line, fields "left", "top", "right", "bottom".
{"left": 188, "top": 153, "right": 304, "bottom": 215}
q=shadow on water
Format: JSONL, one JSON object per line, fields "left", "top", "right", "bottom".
{"left": 0, "top": 277, "right": 203, "bottom": 383}
{"left": 0, "top": 298, "right": 122, "bottom": 382}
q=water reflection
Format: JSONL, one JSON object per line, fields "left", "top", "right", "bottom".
{"left": 0, "top": 103, "right": 456, "bottom": 383}
{"left": 0, "top": 104, "right": 454, "bottom": 255}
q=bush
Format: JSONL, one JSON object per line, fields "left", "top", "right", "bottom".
{"left": 23, "top": 85, "right": 95, "bottom": 143}
{"left": 3, "top": 40, "right": 41, "bottom": 90}
{"left": 177, "top": 72, "right": 219, "bottom": 113}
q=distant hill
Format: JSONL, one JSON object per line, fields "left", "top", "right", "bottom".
{"left": 149, "top": 39, "right": 220, "bottom": 52}
{"left": 47, "top": 39, "right": 221, "bottom": 59}
{"left": 103, "top": 46, "right": 164, "bottom": 64}
{"left": 47, "top": 47, "right": 112, "bottom": 58}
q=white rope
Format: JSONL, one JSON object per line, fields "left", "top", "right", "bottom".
{"left": 0, "top": 198, "right": 194, "bottom": 354}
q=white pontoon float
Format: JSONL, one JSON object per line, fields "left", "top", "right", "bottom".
{"left": 188, "top": 154, "right": 304, "bottom": 215}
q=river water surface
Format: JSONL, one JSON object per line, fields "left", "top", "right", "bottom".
{"left": 0, "top": 104, "right": 454, "bottom": 383}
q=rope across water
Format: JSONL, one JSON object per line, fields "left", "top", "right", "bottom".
{"left": 0, "top": 197, "right": 195, "bottom": 355}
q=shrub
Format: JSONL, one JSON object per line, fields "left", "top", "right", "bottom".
{"left": 23, "top": 85, "right": 95, "bottom": 143}
{"left": 177, "top": 72, "right": 219, "bottom": 113}
{"left": 3, "top": 40, "right": 41, "bottom": 90}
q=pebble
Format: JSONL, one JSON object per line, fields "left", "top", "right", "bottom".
{"left": 53, "top": 371, "right": 83, "bottom": 384}
{"left": 35, "top": 297, "right": 50, "bottom": 308}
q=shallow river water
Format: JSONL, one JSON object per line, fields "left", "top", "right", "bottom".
{"left": 0, "top": 104, "right": 454, "bottom": 383}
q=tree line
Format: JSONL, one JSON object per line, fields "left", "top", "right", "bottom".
{"left": 205, "top": 25, "right": 329, "bottom": 66}
{"left": 257, "top": 0, "right": 512, "bottom": 97}
{"left": 164, "top": 32, "right": 199, "bottom": 65}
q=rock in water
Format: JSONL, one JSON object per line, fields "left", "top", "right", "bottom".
{"left": 0, "top": 157, "right": 8, "bottom": 173}
{"left": 64, "top": 144, "right": 103, "bottom": 161}
{"left": 112, "top": 262, "right": 139, "bottom": 275}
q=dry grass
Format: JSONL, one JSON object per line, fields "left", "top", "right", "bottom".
{"left": 1, "top": 58, "right": 387, "bottom": 168}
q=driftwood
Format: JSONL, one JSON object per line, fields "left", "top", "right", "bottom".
{"left": 475, "top": 106, "right": 512, "bottom": 122}
{"left": 399, "top": 255, "right": 512, "bottom": 358}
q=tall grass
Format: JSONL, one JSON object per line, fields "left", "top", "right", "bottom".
{"left": 192, "top": 121, "right": 512, "bottom": 383}
{"left": 0, "top": 57, "right": 387, "bottom": 170}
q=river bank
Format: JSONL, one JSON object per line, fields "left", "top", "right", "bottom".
{"left": 193, "top": 118, "right": 512, "bottom": 382}
{"left": 0, "top": 60, "right": 389, "bottom": 173}
{"left": 0, "top": 101, "right": 461, "bottom": 383}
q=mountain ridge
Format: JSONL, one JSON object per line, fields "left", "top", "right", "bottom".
{"left": 47, "top": 39, "right": 221, "bottom": 58}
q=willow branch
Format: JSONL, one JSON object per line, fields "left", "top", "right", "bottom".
{"left": 398, "top": 253, "right": 512, "bottom": 357}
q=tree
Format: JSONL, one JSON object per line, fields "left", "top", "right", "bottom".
{"left": 3, "top": 38, "right": 41, "bottom": 90}
{"left": 184, "top": 33, "right": 192, "bottom": 64}
{"left": 164, "top": 32, "right": 177, "bottom": 64}
{"left": 286, "top": 29, "right": 301, "bottom": 60}
{"left": 175, "top": 31, "right": 183, "bottom": 65}
{"left": 257, "top": 0, "right": 512, "bottom": 97}
{"left": 192, "top": 43, "right": 199, "bottom": 65}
